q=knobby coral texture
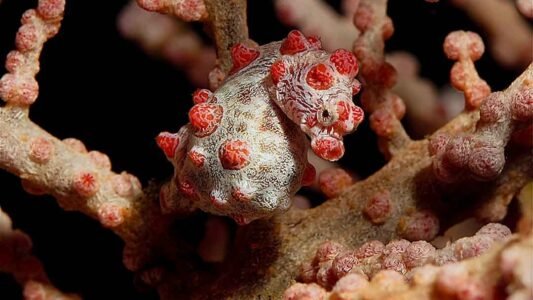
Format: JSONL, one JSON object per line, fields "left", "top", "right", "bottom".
{"left": 0, "top": 0, "right": 531, "bottom": 299}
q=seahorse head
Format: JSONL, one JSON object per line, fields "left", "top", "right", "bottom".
{"left": 270, "top": 30, "right": 364, "bottom": 161}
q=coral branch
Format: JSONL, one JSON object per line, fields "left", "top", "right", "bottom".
{"left": 0, "top": 107, "right": 168, "bottom": 271}
{"left": 290, "top": 223, "right": 511, "bottom": 290}
{"left": 285, "top": 231, "right": 533, "bottom": 299}
{"left": 136, "top": 0, "right": 249, "bottom": 87}
{"left": 203, "top": 0, "right": 249, "bottom": 79}
{"left": 353, "top": 0, "right": 411, "bottom": 157}
{"left": 387, "top": 52, "right": 450, "bottom": 137}
{"left": 444, "top": 31, "right": 491, "bottom": 110}
{"left": 451, "top": 0, "right": 532, "bottom": 68}
{"left": 0, "top": 0, "right": 170, "bottom": 274}
{"left": 431, "top": 64, "right": 532, "bottom": 182}
{"left": 274, "top": 0, "right": 359, "bottom": 51}
{"left": 0, "top": 208, "right": 80, "bottom": 299}
{"left": 136, "top": 0, "right": 208, "bottom": 22}
{"left": 118, "top": 1, "right": 215, "bottom": 87}
{"left": 0, "top": 0, "right": 65, "bottom": 107}
{"left": 473, "top": 154, "right": 531, "bottom": 222}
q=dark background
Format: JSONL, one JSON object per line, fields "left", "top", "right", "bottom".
{"left": 0, "top": 0, "right": 525, "bottom": 299}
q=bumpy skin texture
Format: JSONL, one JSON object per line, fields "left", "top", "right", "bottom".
{"left": 272, "top": 31, "right": 363, "bottom": 161}
{"left": 157, "top": 31, "right": 362, "bottom": 224}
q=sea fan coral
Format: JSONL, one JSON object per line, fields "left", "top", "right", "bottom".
{"left": 0, "top": 0, "right": 531, "bottom": 299}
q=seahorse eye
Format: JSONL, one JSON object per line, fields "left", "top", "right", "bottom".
{"left": 317, "top": 106, "right": 337, "bottom": 126}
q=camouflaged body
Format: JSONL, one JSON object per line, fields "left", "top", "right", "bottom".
{"left": 158, "top": 30, "right": 363, "bottom": 224}
{"left": 160, "top": 42, "right": 308, "bottom": 224}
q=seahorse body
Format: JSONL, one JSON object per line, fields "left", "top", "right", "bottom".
{"left": 157, "top": 30, "right": 363, "bottom": 224}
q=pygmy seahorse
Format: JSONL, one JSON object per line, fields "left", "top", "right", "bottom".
{"left": 157, "top": 30, "right": 363, "bottom": 224}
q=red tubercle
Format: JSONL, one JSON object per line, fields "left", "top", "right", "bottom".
{"left": 336, "top": 101, "right": 350, "bottom": 121}
{"left": 270, "top": 60, "right": 286, "bottom": 85}
{"left": 231, "top": 188, "right": 252, "bottom": 202}
{"left": 305, "top": 113, "right": 318, "bottom": 128}
{"left": 73, "top": 171, "right": 99, "bottom": 197}
{"left": 230, "top": 43, "right": 260, "bottom": 74}
{"left": 330, "top": 49, "right": 359, "bottom": 77}
{"left": 187, "top": 149, "right": 206, "bottom": 168}
{"left": 301, "top": 163, "right": 316, "bottom": 186}
{"left": 306, "top": 63, "right": 334, "bottom": 90}
{"left": 307, "top": 36, "right": 322, "bottom": 50}
{"left": 156, "top": 132, "right": 180, "bottom": 159}
{"left": 351, "top": 105, "right": 364, "bottom": 125}
{"left": 189, "top": 103, "right": 224, "bottom": 137}
{"left": 178, "top": 179, "right": 196, "bottom": 198}
{"left": 311, "top": 136, "right": 345, "bottom": 161}
{"left": 219, "top": 139, "right": 251, "bottom": 170}
{"left": 352, "top": 79, "right": 362, "bottom": 95}
{"left": 192, "top": 88, "right": 215, "bottom": 104}
{"left": 280, "top": 30, "right": 308, "bottom": 55}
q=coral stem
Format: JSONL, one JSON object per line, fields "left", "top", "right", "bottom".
{"left": 353, "top": 0, "right": 411, "bottom": 157}
{"left": 203, "top": 0, "right": 249, "bottom": 75}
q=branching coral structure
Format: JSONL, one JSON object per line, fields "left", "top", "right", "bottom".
{"left": 0, "top": 0, "right": 531, "bottom": 299}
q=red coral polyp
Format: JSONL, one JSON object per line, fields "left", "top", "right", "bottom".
{"left": 72, "top": 172, "right": 99, "bottom": 198}
{"left": 29, "top": 137, "right": 54, "bottom": 164}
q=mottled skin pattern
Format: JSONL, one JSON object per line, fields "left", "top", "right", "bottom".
{"left": 157, "top": 31, "right": 363, "bottom": 224}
